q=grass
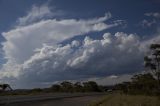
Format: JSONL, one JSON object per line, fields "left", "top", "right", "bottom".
{"left": 89, "top": 93, "right": 160, "bottom": 106}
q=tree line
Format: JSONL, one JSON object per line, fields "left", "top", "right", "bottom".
{"left": 31, "top": 81, "right": 103, "bottom": 93}
{"left": 115, "top": 73, "right": 159, "bottom": 95}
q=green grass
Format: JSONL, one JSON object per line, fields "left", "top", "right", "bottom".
{"left": 89, "top": 94, "right": 160, "bottom": 106}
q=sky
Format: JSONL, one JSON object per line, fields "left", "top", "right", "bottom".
{"left": 0, "top": 0, "right": 160, "bottom": 88}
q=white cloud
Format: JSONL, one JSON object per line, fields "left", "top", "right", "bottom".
{"left": 2, "top": 13, "right": 114, "bottom": 64}
{"left": 1, "top": 30, "right": 160, "bottom": 88}
{"left": 141, "top": 19, "right": 156, "bottom": 27}
{"left": 109, "top": 75, "right": 118, "bottom": 79}
{"left": 17, "top": 4, "right": 53, "bottom": 25}
{"left": 71, "top": 40, "right": 80, "bottom": 47}
{"left": 17, "top": 3, "right": 65, "bottom": 26}
{"left": 140, "top": 12, "right": 160, "bottom": 28}
{"left": 145, "top": 12, "right": 160, "bottom": 18}
{"left": 0, "top": 32, "right": 144, "bottom": 88}
{"left": 0, "top": 5, "right": 126, "bottom": 88}
{"left": 86, "top": 12, "right": 111, "bottom": 24}
{"left": 86, "top": 74, "right": 132, "bottom": 85}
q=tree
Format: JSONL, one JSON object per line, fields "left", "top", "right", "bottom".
{"left": 115, "top": 82, "right": 131, "bottom": 93}
{"left": 131, "top": 73, "right": 157, "bottom": 94}
{"left": 116, "top": 74, "right": 157, "bottom": 95}
{"left": 50, "top": 84, "right": 61, "bottom": 92}
{"left": 0, "top": 84, "right": 12, "bottom": 91}
{"left": 74, "top": 82, "right": 83, "bottom": 92}
{"left": 30, "top": 88, "right": 42, "bottom": 93}
{"left": 60, "top": 81, "right": 73, "bottom": 92}
{"left": 83, "top": 81, "right": 100, "bottom": 92}
{"left": 144, "top": 44, "right": 160, "bottom": 87}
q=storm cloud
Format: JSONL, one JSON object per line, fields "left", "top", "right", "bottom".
{"left": 0, "top": 4, "right": 160, "bottom": 88}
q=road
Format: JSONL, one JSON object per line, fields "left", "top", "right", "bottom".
{"left": 0, "top": 93, "right": 105, "bottom": 106}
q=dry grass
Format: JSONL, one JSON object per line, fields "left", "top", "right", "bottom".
{"left": 89, "top": 94, "right": 160, "bottom": 106}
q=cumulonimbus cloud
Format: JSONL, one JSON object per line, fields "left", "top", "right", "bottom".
{"left": 2, "top": 31, "right": 159, "bottom": 88}
{"left": 2, "top": 12, "right": 115, "bottom": 64}
{"left": 0, "top": 4, "right": 126, "bottom": 88}
{"left": 1, "top": 4, "right": 159, "bottom": 88}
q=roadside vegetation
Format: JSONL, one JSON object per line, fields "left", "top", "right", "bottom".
{"left": 89, "top": 94, "right": 160, "bottom": 106}
{"left": 0, "top": 81, "right": 104, "bottom": 96}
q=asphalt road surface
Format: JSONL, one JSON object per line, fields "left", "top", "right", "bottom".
{"left": 0, "top": 93, "right": 105, "bottom": 106}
